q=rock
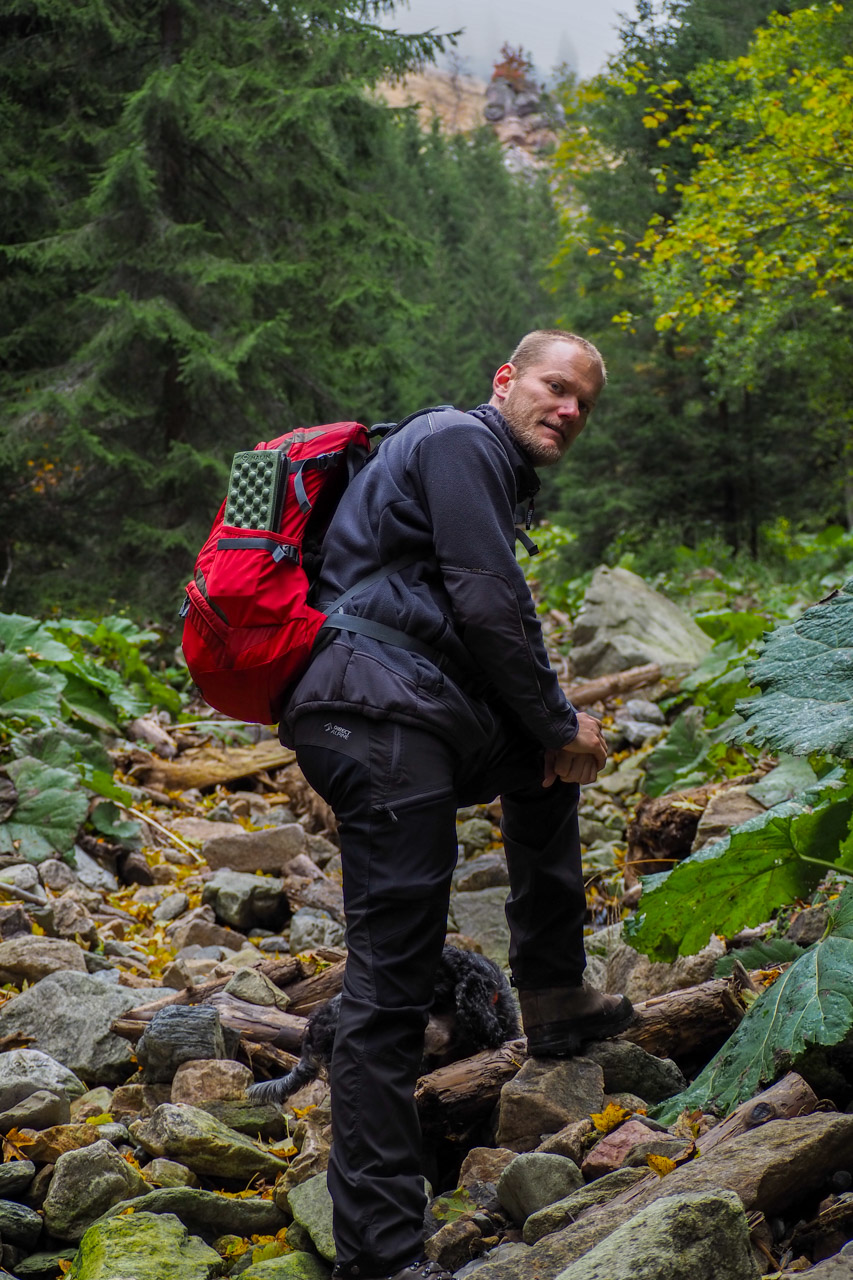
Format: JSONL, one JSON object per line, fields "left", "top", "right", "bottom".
{"left": 240, "top": 1255, "right": 331, "bottom": 1280}
{"left": 451, "top": 887, "right": 511, "bottom": 967}
{"left": 0, "top": 864, "right": 45, "bottom": 901}
{"left": 18, "top": 1123, "right": 101, "bottom": 1162}
{"left": 202, "top": 869, "right": 286, "bottom": 931}
{"left": 496, "top": 1058, "right": 605, "bottom": 1152}
{"left": 165, "top": 906, "right": 249, "bottom": 953}
{"left": 617, "top": 700, "right": 665, "bottom": 725}
{"left": 0, "top": 971, "right": 141, "bottom": 1083}
{"left": 570, "top": 567, "right": 712, "bottom": 678}
{"left": 617, "top": 720, "right": 666, "bottom": 748}
{"left": 144, "top": 1158, "right": 200, "bottom": 1188}
{"left": 202, "top": 824, "right": 309, "bottom": 874}
{"left": 70, "top": 1087, "right": 114, "bottom": 1121}
{"left": 69, "top": 846, "right": 118, "bottom": 893}
{"left": 223, "top": 968, "right": 291, "bottom": 1010}
{"left": 691, "top": 786, "right": 767, "bottom": 852}
{"left": 0, "top": 1087, "right": 70, "bottom": 1132}
{"left": 288, "top": 908, "right": 345, "bottom": 953}
{"left": 0, "top": 903, "right": 32, "bottom": 939}
{"left": 0, "top": 1049, "right": 86, "bottom": 1111}
{"left": 425, "top": 1218, "right": 483, "bottom": 1272}
{"left": 536, "top": 1119, "right": 595, "bottom": 1164}
{"left": 171, "top": 1059, "right": 253, "bottom": 1105}
{"left": 553, "top": 1189, "right": 759, "bottom": 1280}
{"left": 100, "top": 1186, "right": 288, "bottom": 1240}
{"left": 129, "top": 1103, "right": 290, "bottom": 1179}
{"left": 456, "top": 819, "right": 495, "bottom": 857}
{"left": 0, "top": 1199, "right": 43, "bottom": 1250}
{"left": 0, "top": 1160, "right": 36, "bottom": 1197}
{"left": 15, "top": 1252, "right": 76, "bottom": 1278}
{"left": 459, "top": 1147, "right": 518, "bottom": 1189}
{"left": 581, "top": 1119, "right": 687, "bottom": 1179}
{"left": 66, "top": 1210, "right": 223, "bottom": 1279}
{"left": 0, "top": 936, "right": 88, "bottom": 984}
{"left": 152, "top": 892, "right": 189, "bottom": 922}
{"left": 286, "top": 1172, "right": 335, "bottom": 1263}
{"left": 38, "top": 859, "right": 79, "bottom": 892}
{"left": 496, "top": 1153, "right": 583, "bottom": 1224}
{"left": 453, "top": 854, "right": 509, "bottom": 892}
{"left": 586, "top": 921, "right": 726, "bottom": 1003}
{"left": 137, "top": 1005, "right": 228, "bottom": 1084}
{"left": 171, "top": 817, "right": 241, "bottom": 843}
{"left": 49, "top": 895, "right": 99, "bottom": 945}
{"left": 582, "top": 1042, "right": 686, "bottom": 1105}
{"left": 787, "top": 906, "right": 830, "bottom": 947}
{"left": 524, "top": 1168, "right": 649, "bottom": 1245}
{"left": 110, "top": 1083, "right": 172, "bottom": 1123}
{"left": 43, "top": 1138, "right": 148, "bottom": 1241}
{"left": 199, "top": 1099, "right": 287, "bottom": 1140}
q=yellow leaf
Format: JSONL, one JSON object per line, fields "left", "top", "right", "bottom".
{"left": 647, "top": 1154, "right": 677, "bottom": 1178}
{"left": 590, "top": 1103, "right": 633, "bottom": 1134}
{"left": 85, "top": 1114, "right": 115, "bottom": 1125}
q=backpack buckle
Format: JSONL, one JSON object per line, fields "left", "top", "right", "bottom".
{"left": 272, "top": 544, "right": 300, "bottom": 564}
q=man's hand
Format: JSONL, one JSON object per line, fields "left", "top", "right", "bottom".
{"left": 543, "top": 713, "right": 607, "bottom": 788}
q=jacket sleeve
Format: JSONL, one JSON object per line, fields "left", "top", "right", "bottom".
{"left": 410, "top": 420, "right": 578, "bottom": 750}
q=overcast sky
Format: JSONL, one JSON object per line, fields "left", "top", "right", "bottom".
{"left": 380, "top": 0, "right": 639, "bottom": 83}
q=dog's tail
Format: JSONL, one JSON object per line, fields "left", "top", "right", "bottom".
{"left": 247, "top": 1056, "right": 319, "bottom": 1107}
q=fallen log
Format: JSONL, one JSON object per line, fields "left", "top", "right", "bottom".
{"left": 284, "top": 959, "right": 347, "bottom": 1015}
{"left": 562, "top": 664, "right": 661, "bottom": 708}
{"left": 415, "top": 1040, "right": 527, "bottom": 1128}
{"left": 114, "top": 957, "right": 308, "bottom": 1028}
{"left": 205, "top": 992, "right": 306, "bottom": 1053}
{"left": 127, "top": 741, "right": 296, "bottom": 792}
{"left": 619, "top": 974, "right": 748, "bottom": 1062}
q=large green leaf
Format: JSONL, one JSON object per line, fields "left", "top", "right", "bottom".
{"left": 624, "top": 781, "right": 853, "bottom": 961}
{"left": 59, "top": 673, "right": 119, "bottom": 733}
{"left": 0, "top": 756, "right": 89, "bottom": 862}
{"left": 655, "top": 883, "right": 853, "bottom": 1122}
{"left": 11, "top": 723, "right": 112, "bottom": 774}
{"left": 0, "top": 612, "right": 74, "bottom": 662}
{"left": 0, "top": 653, "right": 65, "bottom": 721}
{"left": 642, "top": 706, "right": 710, "bottom": 797}
{"left": 57, "top": 657, "right": 150, "bottom": 723}
{"left": 734, "top": 578, "right": 853, "bottom": 757}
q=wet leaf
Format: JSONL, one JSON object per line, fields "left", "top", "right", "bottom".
{"left": 590, "top": 1102, "right": 635, "bottom": 1134}
{"left": 647, "top": 1154, "right": 676, "bottom": 1177}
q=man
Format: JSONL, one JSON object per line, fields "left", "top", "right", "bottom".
{"left": 279, "top": 330, "right": 634, "bottom": 1280}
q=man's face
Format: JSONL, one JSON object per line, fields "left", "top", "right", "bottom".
{"left": 490, "top": 339, "right": 603, "bottom": 466}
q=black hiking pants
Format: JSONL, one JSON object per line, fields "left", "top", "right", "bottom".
{"left": 293, "top": 711, "right": 587, "bottom": 1274}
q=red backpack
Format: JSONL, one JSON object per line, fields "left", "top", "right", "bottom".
{"left": 181, "top": 421, "right": 375, "bottom": 724}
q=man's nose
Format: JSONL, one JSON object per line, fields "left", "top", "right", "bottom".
{"left": 557, "top": 396, "right": 580, "bottom": 418}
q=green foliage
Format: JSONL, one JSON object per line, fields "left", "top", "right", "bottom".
{"left": 734, "top": 578, "right": 853, "bottom": 758}
{"left": 624, "top": 773, "right": 853, "bottom": 962}
{"left": 0, "top": 756, "right": 89, "bottom": 862}
{"left": 714, "top": 937, "right": 805, "bottom": 977}
{"left": 655, "top": 882, "right": 853, "bottom": 1121}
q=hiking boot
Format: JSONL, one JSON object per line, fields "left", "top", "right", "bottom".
{"left": 519, "top": 983, "right": 635, "bottom": 1057}
{"left": 332, "top": 1260, "right": 454, "bottom": 1280}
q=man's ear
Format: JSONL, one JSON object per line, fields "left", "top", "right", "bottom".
{"left": 491, "top": 362, "right": 516, "bottom": 403}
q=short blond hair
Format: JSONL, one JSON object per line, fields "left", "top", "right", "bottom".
{"left": 509, "top": 329, "right": 607, "bottom": 384}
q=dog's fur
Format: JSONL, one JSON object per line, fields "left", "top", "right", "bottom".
{"left": 248, "top": 945, "right": 520, "bottom": 1107}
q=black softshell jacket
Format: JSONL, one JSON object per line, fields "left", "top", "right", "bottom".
{"left": 280, "top": 405, "right": 579, "bottom": 754}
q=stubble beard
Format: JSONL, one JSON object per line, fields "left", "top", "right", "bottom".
{"left": 502, "top": 407, "right": 566, "bottom": 467}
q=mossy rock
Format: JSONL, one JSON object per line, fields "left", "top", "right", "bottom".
{"left": 67, "top": 1210, "right": 223, "bottom": 1279}
{"left": 241, "top": 1253, "right": 330, "bottom": 1280}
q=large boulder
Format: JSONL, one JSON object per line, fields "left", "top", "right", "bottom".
{"left": 43, "top": 1138, "right": 148, "bottom": 1241}
{"left": 67, "top": 1210, "right": 223, "bottom": 1280}
{"left": 129, "top": 1103, "right": 290, "bottom": 1180}
{"left": 569, "top": 567, "right": 712, "bottom": 678}
{"left": 0, "top": 1049, "right": 86, "bottom": 1111}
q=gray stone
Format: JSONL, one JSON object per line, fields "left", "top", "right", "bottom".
{"left": 287, "top": 1171, "right": 335, "bottom": 1262}
{"left": 38, "top": 859, "right": 79, "bottom": 892}
{"left": 0, "top": 1086, "right": 70, "bottom": 1132}
{"left": 202, "top": 823, "right": 309, "bottom": 874}
{"left": 0, "top": 1159, "right": 36, "bottom": 1197}
{"left": 577, "top": 817, "right": 617, "bottom": 847}
{"left": 152, "top": 892, "right": 189, "bottom": 922}
{"left": 144, "top": 1158, "right": 200, "bottom": 1188}
{"left": 456, "top": 819, "right": 495, "bottom": 857}
{"left": 0, "top": 935, "right": 88, "bottom": 985}
{"left": 43, "top": 1138, "right": 148, "bottom": 1241}
{"left": 66, "top": 1210, "right": 222, "bottom": 1279}
{"left": 452, "top": 887, "right": 510, "bottom": 967}
{"left": 165, "top": 905, "right": 249, "bottom": 953}
{"left": 68, "top": 845, "right": 119, "bottom": 893}
{"left": 0, "top": 1049, "right": 86, "bottom": 1111}
{"left": 582, "top": 1042, "right": 686, "bottom": 1104}
{"left": 202, "top": 869, "right": 285, "bottom": 931}
{"left": 623, "top": 1136, "right": 692, "bottom": 1167}
{"left": 100, "top": 1186, "right": 288, "bottom": 1241}
{"left": 0, "top": 864, "right": 45, "bottom": 902}
{"left": 524, "top": 1168, "right": 649, "bottom": 1245}
{"left": 223, "top": 968, "right": 291, "bottom": 1010}
{"left": 553, "top": 1190, "right": 759, "bottom": 1280}
{"left": 691, "top": 786, "right": 767, "bottom": 852}
{"left": 130, "top": 1103, "right": 290, "bottom": 1179}
{"left": 15, "top": 1249, "right": 76, "bottom": 1277}
{"left": 241, "top": 1253, "right": 330, "bottom": 1280}
{"left": 0, "top": 972, "right": 141, "bottom": 1083}
{"left": 570, "top": 567, "right": 712, "bottom": 678}
{"left": 49, "top": 895, "right": 99, "bottom": 945}
{"left": 617, "top": 700, "right": 665, "bottom": 725}
{"left": 0, "top": 1198, "right": 43, "bottom": 1249}
{"left": 453, "top": 853, "right": 509, "bottom": 892}
{"left": 288, "top": 908, "right": 345, "bottom": 953}
{"left": 496, "top": 1153, "right": 583, "bottom": 1224}
{"left": 0, "top": 902, "right": 32, "bottom": 939}
{"left": 791, "top": 1258, "right": 853, "bottom": 1279}
{"left": 787, "top": 905, "right": 830, "bottom": 947}
{"left": 496, "top": 1058, "right": 605, "bottom": 1152}
{"left": 137, "top": 1005, "right": 227, "bottom": 1084}
{"left": 70, "top": 1087, "right": 114, "bottom": 1121}
{"left": 586, "top": 921, "right": 726, "bottom": 1003}
{"left": 618, "top": 720, "right": 666, "bottom": 748}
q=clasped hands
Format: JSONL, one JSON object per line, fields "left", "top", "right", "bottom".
{"left": 543, "top": 712, "right": 607, "bottom": 788}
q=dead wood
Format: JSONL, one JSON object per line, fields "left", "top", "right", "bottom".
{"left": 415, "top": 1039, "right": 527, "bottom": 1128}
{"left": 284, "top": 959, "right": 347, "bottom": 1015}
{"left": 205, "top": 992, "right": 307, "bottom": 1053}
{"left": 126, "top": 741, "right": 296, "bottom": 792}
{"left": 114, "top": 957, "right": 308, "bottom": 1028}
{"left": 562, "top": 663, "right": 662, "bottom": 708}
{"left": 274, "top": 762, "right": 336, "bottom": 833}
{"left": 620, "top": 974, "right": 747, "bottom": 1061}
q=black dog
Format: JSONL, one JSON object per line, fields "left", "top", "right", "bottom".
{"left": 248, "top": 945, "right": 520, "bottom": 1106}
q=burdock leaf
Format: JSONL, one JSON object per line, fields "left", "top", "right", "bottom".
{"left": 0, "top": 756, "right": 89, "bottom": 862}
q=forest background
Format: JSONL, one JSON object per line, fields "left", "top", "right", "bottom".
{"left": 1, "top": 0, "right": 852, "bottom": 621}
